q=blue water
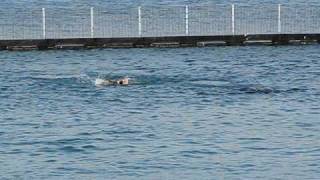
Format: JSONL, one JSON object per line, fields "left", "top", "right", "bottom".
{"left": 1, "top": 0, "right": 320, "bottom": 8}
{"left": 1, "top": 45, "right": 320, "bottom": 179}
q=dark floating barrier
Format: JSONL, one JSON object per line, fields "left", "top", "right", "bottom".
{"left": 1, "top": 34, "right": 320, "bottom": 51}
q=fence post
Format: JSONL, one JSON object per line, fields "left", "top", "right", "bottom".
{"left": 278, "top": 4, "right": 281, "bottom": 33}
{"left": 138, "top": 6, "right": 142, "bottom": 37}
{"left": 42, "top": 8, "right": 46, "bottom": 39}
{"left": 232, "top": 4, "right": 235, "bottom": 35}
{"left": 185, "top": 5, "right": 189, "bottom": 35}
{"left": 90, "top": 7, "right": 94, "bottom": 38}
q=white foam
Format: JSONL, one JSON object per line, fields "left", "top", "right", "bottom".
{"left": 95, "top": 78, "right": 108, "bottom": 86}
{"left": 95, "top": 78, "right": 117, "bottom": 86}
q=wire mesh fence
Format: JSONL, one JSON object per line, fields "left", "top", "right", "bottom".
{"left": 282, "top": 5, "right": 320, "bottom": 34}
{"left": 0, "top": 8, "right": 43, "bottom": 40}
{"left": 141, "top": 6, "right": 186, "bottom": 37}
{"left": 0, "top": 4, "right": 320, "bottom": 40}
{"left": 45, "top": 8, "right": 91, "bottom": 39}
{"left": 94, "top": 7, "right": 139, "bottom": 38}
{"left": 189, "top": 5, "right": 232, "bottom": 36}
{"left": 235, "top": 5, "right": 279, "bottom": 35}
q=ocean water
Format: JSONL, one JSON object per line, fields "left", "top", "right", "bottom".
{"left": 1, "top": 0, "right": 320, "bottom": 179}
{"left": 1, "top": 0, "right": 320, "bottom": 9}
{"left": 1, "top": 45, "right": 320, "bottom": 179}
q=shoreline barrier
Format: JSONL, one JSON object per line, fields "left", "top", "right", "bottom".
{"left": 1, "top": 34, "right": 320, "bottom": 50}
{"left": 1, "top": 4, "right": 320, "bottom": 50}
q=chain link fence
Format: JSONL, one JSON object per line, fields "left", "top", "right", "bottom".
{"left": 0, "top": 4, "right": 320, "bottom": 40}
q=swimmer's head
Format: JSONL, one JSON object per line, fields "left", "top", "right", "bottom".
{"left": 117, "top": 77, "right": 129, "bottom": 85}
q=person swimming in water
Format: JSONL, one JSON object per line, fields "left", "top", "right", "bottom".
{"left": 95, "top": 77, "right": 129, "bottom": 86}
{"left": 116, "top": 77, "right": 129, "bottom": 85}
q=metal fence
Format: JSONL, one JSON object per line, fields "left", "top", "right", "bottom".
{"left": 0, "top": 4, "right": 320, "bottom": 40}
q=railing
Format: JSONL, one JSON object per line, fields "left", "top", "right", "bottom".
{"left": 0, "top": 4, "right": 320, "bottom": 40}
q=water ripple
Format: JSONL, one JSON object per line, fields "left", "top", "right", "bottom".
{"left": 1, "top": 45, "right": 320, "bottom": 179}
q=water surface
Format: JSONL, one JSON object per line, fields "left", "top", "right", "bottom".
{"left": 0, "top": 45, "right": 320, "bottom": 179}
